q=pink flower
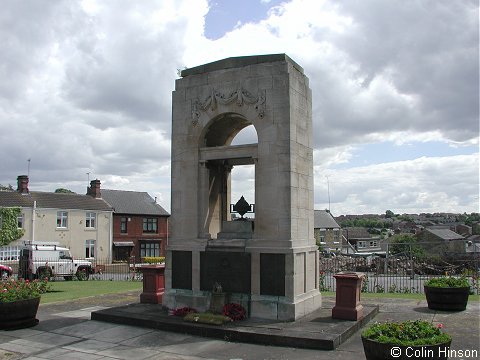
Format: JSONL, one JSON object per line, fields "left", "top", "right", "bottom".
{"left": 437, "top": 323, "right": 444, "bottom": 329}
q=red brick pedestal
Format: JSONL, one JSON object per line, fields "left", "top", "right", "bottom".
{"left": 139, "top": 265, "right": 165, "bottom": 304}
{"left": 332, "top": 272, "right": 365, "bottom": 321}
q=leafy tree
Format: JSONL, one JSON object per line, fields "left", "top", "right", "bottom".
{"left": 0, "top": 184, "right": 13, "bottom": 191}
{"left": 388, "top": 234, "right": 425, "bottom": 257}
{"left": 54, "top": 188, "right": 76, "bottom": 194}
{"left": 0, "top": 207, "right": 25, "bottom": 246}
{"left": 385, "top": 210, "right": 395, "bottom": 218}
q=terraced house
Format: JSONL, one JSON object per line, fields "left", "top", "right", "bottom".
{"left": 0, "top": 176, "right": 113, "bottom": 261}
{"left": 101, "top": 189, "right": 170, "bottom": 262}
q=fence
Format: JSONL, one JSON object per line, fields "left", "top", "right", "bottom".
{"left": 3, "top": 241, "right": 479, "bottom": 295}
{"left": 3, "top": 258, "right": 162, "bottom": 282}
{"left": 319, "top": 241, "right": 479, "bottom": 295}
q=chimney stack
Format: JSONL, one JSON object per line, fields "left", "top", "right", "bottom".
{"left": 17, "top": 175, "right": 29, "bottom": 194}
{"left": 87, "top": 179, "right": 101, "bottom": 198}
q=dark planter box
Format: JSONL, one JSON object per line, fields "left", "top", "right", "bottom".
{"left": 362, "top": 336, "right": 451, "bottom": 360}
{"left": 424, "top": 286, "right": 470, "bottom": 311}
{"left": 0, "top": 297, "right": 40, "bottom": 330}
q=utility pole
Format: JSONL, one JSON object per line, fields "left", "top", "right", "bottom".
{"left": 326, "top": 175, "right": 331, "bottom": 212}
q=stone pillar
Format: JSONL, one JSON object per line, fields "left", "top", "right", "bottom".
{"left": 332, "top": 272, "right": 365, "bottom": 321}
{"left": 139, "top": 265, "right": 165, "bottom": 304}
{"left": 198, "top": 161, "right": 210, "bottom": 239}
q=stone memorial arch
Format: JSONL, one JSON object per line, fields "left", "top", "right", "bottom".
{"left": 164, "top": 54, "right": 321, "bottom": 320}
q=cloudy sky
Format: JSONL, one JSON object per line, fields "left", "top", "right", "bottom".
{"left": 1, "top": 0, "right": 478, "bottom": 216}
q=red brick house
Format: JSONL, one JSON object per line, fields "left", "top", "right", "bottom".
{"left": 101, "top": 189, "right": 170, "bottom": 261}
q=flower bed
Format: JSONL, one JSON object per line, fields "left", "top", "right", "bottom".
{"left": 1, "top": 278, "right": 50, "bottom": 302}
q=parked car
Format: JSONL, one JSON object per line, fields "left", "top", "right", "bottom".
{"left": 0, "top": 264, "right": 13, "bottom": 278}
{"left": 18, "top": 241, "right": 93, "bottom": 280}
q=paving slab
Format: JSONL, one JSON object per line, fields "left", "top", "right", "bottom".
{"left": 0, "top": 292, "right": 478, "bottom": 360}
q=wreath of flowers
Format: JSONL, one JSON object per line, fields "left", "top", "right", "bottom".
{"left": 172, "top": 307, "right": 197, "bottom": 317}
{"left": 222, "top": 303, "right": 246, "bottom": 321}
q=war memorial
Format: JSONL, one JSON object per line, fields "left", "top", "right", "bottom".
{"left": 163, "top": 54, "right": 321, "bottom": 320}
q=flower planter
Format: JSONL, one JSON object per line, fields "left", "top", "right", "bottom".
{"left": 362, "top": 336, "right": 451, "bottom": 360}
{"left": 0, "top": 297, "right": 40, "bottom": 330}
{"left": 424, "top": 286, "right": 469, "bottom": 311}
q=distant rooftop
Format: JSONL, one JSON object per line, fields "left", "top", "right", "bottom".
{"left": 101, "top": 189, "right": 169, "bottom": 216}
{"left": 181, "top": 53, "right": 304, "bottom": 77}
{"left": 0, "top": 191, "right": 112, "bottom": 211}
{"left": 314, "top": 210, "right": 340, "bottom": 229}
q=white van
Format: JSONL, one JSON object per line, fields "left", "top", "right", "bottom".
{"left": 18, "top": 241, "right": 93, "bottom": 280}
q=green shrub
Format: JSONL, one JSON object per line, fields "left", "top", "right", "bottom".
{"left": 142, "top": 257, "right": 165, "bottom": 264}
{"left": 425, "top": 276, "right": 470, "bottom": 288}
{"left": 362, "top": 320, "right": 451, "bottom": 346}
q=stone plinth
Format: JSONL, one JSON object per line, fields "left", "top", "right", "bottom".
{"left": 332, "top": 272, "right": 365, "bottom": 321}
{"left": 139, "top": 265, "right": 165, "bottom": 304}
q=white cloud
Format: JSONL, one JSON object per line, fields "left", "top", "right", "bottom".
{"left": 314, "top": 154, "right": 479, "bottom": 214}
{"left": 0, "top": 0, "right": 478, "bottom": 215}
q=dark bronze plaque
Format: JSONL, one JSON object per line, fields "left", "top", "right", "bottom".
{"left": 171, "top": 251, "right": 192, "bottom": 290}
{"left": 260, "top": 253, "right": 285, "bottom": 296}
{"left": 200, "top": 252, "right": 251, "bottom": 293}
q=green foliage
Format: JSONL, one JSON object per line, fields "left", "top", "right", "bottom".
{"left": 385, "top": 210, "right": 395, "bottom": 218}
{"left": 54, "top": 188, "right": 76, "bottom": 194}
{"left": 457, "top": 212, "right": 480, "bottom": 226}
{"left": 362, "top": 320, "right": 451, "bottom": 346}
{"left": 142, "top": 256, "right": 165, "bottom": 264}
{"left": 425, "top": 276, "right": 470, "bottom": 288}
{"left": 340, "top": 218, "right": 390, "bottom": 229}
{"left": 388, "top": 234, "right": 425, "bottom": 257}
{"left": 0, "top": 278, "right": 51, "bottom": 302}
{"left": 0, "top": 207, "right": 25, "bottom": 246}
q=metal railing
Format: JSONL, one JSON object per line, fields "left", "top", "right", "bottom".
{"left": 319, "top": 241, "right": 479, "bottom": 294}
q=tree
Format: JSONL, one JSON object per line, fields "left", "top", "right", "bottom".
{"left": 0, "top": 184, "right": 13, "bottom": 191}
{"left": 54, "top": 188, "right": 76, "bottom": 194}
{"left": 0, "top": 207, "right": 25, "bottom": 246}
{"left": 385, "top": 210, "right": 395, "bottom": 218}
{"left": 389, "top": 234, "right": 425, "bottom": 258}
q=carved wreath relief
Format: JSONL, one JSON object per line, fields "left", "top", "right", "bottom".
{"left": 191, "top": 85, "right": 266, "bottom": 125}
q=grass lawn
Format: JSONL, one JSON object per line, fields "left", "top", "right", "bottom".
{"left": 41, "top": 280, "right": 143, "bottom": 304}
{"left": 39, "top": 282, "right": 479, "bottom": 304}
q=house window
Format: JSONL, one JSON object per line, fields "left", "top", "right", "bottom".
{"left": 57, "top": 211, "right": 68, "bottom": 228}
{"left": 17, "top": 213, "right": 24, "bottom": 229}
{"left": 333, "top": 229, "right": 340, "bottom": 242}
{"left": 85, "top": 239, "right": 95, "bottom": 258}
{"left": 143, "top": 218, "right": 158, "bottom": 233}
{"left": 357, "top": 241, "right": 366, "bottom": 249}
{"left": 85, "top": 212, "right": 96, "bottom": 228}
{"left": 120, "top": 217, "right": 128, "bottom": 234}
{"left": 369, "top": 240, "right": 378, "bottom": 247}
{"left": 140, "top": 242, "right": 160, "bottom": 258}
{"left": 319, "top": 229, "right": 326, "bottom": 242}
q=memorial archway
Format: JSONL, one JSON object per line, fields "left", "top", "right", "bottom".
{"left": 198, "top": 113, "right": 257, "bottom": 242}
{"left": 165, "top": 54, "right": 321, "bottom": 320}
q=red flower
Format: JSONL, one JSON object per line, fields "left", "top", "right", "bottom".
{"left": 172, "top": 307, "right": 197, "bottom": 317}
{"left": 223, "top": 303, "right": 246, "bottom": 321}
